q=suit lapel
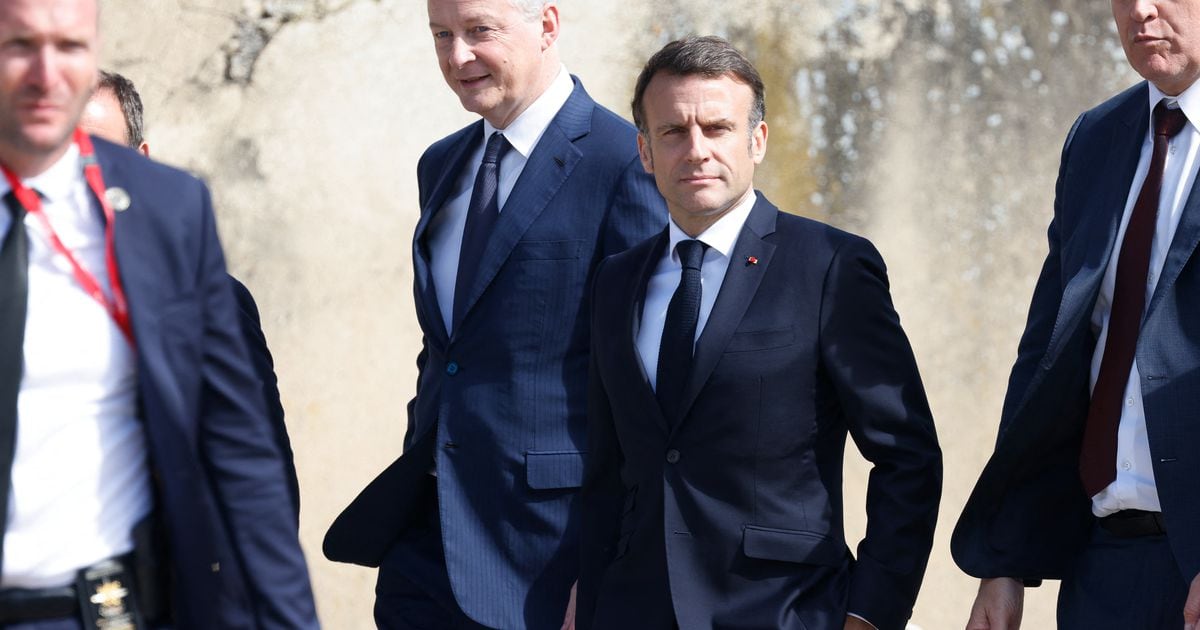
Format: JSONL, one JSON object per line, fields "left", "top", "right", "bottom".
{"left": 98, "top": 145, "right": 153, "bottom": 341}
{"left": 626, "top": 231, "right": 671, "bottom": 435}
{"left": 413, "top": 124, "right": 482, "bottom": 347}
{"left": 1148, "top": 145, "right": 1200, "bottom": 319}
{"left": 672, "top": 196, "right": 778, "bottom": 432}
{"left": 453, "top": 82, "right": 592, "bottom": 330}
{"left": 1044, "top": 93, "right": 1147, "bottom": 366}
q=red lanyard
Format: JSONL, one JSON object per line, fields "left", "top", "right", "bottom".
{"left": 2, "top": 129, "right": 133, "bottom": 346}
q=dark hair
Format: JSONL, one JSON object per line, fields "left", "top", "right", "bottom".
{"left": 631, "top": 35, "right": 765, "bottom": 135}
{"left": 97, "top": 70, "right": 144, "bottom": 147}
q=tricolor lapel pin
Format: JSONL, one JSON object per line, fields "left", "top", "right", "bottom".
{"left": 746, "top": 256, "right": 758, "bottom": 266}
{"left": 106, "top": 187, "right": 132, "bottom": 212}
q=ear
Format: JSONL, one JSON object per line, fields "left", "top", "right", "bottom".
{"left": 138, "top": 141, "right": 150, "bottom": 157}
{"left": 540, "top": 3, "right": 560, "bottom": 50}
{"left": 637, "top": 133, "right": 654, "bottom": 174}
{"left": 750, "top": 120, "right": 767, "bottom": 164}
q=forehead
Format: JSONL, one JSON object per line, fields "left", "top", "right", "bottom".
{"left": 428, "top": 0, "right": 520, "bottom": 24}
{"left": 643, "top": 73, "right": 755, "bottom": 120}
{"left": 0, "top": 0, "right": 98, "bottom": 35}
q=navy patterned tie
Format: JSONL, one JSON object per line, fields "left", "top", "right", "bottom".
{"left": 1080, "top": 101, "right": 1189, "bottom": 497}
{"left": 656, "top": 239, "right": 707, "bottom": 426}
{"left": 453, "top": 132, "right": 511, "bottom": 332}
{"left": 0, "top": 192, "right": 28, "bottom": 571}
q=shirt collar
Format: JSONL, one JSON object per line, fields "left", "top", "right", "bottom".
{"left": 667, "top": 190, "right": 758, "bottom": 263}
{"left": 1148, "top": 81, "right": 1200, "bottom": 130}
{"left": 0, "top": 143, "right": 83, "bottom": 203}
{"left": 483, "top": 65, "right": 574, "bottom": 159}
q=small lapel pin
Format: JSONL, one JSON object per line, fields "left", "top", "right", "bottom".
{"left": 746, "top": 256, "right": 758, "bottom": 266}
{"left": 105, "top": 187, "right": 131, "bottom": 212}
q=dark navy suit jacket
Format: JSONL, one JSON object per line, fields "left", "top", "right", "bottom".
{"left": 953, "top": 82, "right": 1200, "bottom": 584}
{"left": 579, "top": 195, "right": 942, "bottom": 630}
{"left": 323, "top": 79, "right": 666, "bottom": 629}
{"left": 95, "top": 138, "right": 317, "bottom": 629}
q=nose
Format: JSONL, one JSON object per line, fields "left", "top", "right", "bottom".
{"left": 446, "top": 36, "right": 475, "bottom": 69}
{"left": 1129, "top": 0, "right": 1158, "bottom": 22}
{"left": 684, "top": 128, "right": 709, "bottom": 163}
{"left": 27, "top": 45, "right": 56, "bottom": 90}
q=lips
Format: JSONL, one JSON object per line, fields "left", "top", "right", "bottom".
{"left": 457, "top": 73, "right": 491, "bottom": 89}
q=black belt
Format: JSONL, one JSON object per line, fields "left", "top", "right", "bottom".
{"left": 1098, "top": 509, "right": 1167, "bottom": 538}
{"left": 0, "top": 554, "right": 142, "bottom": 626}
{"left": 0, "top": 585, "right": 77, "bottom": 623}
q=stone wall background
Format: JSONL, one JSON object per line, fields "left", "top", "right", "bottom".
{"left": 98, "top": 1, "right": 1138, "bottom": 628}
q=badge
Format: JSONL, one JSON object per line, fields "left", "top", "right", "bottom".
{"left": 105, "top": 187, "right": 132, "bottom": 212}
{"left": 77, "top": 559, "right": 146, "bottom": 630}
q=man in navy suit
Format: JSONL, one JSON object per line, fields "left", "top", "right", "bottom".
{"left": 0, "top": 0, "right": 316, "bottom": 628}
{"left": 954, "top": 1, "right": 1200, "bottom": 629}
{"left": 80, "top": 69, "right": 301, "bottom": 523}
{"left": 577, "top": 37, "right": 942, "bottom": 630}
{"left": 322, "top": 0, "right": 665, "bottom": 628}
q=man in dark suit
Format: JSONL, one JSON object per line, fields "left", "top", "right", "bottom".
{"left": 954, "top": 1, "right": 1200, "bottom": 629}
{"left": 80, "top": 68, "right": 300, "bottom": 522}
{"left": 0, "top": 0, "right": 317, "bottom": 628}
{"left": 322, "top": 0, "right": 665, "bottom": 628}
{"left": 577, "top": 36, "right": 942, "bottom": 630}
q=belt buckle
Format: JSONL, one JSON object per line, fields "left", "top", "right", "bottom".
{"left": 75, "top": 558, "right": 146, "bottom": 630}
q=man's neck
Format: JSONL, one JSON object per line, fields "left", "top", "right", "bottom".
{"left": 0, "top": 143, "right": 73, "bottom": 179}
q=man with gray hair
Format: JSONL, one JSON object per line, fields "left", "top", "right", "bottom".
{"left": 324, "top": 0, "right": 666, "bottom": 628}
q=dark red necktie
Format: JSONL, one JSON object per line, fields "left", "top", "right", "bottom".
{"left": 1079, "top": 101, "right": 1189, "bottom": 497}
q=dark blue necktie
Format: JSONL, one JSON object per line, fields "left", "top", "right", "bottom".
{"left": 0, "top": 193, "right": 28, "bottom": 571}
{"left": 453, "top": 132, "right": 510, "bottom": 331}
{"left": 656, "top": 239, "right": 707, "bottom": 425}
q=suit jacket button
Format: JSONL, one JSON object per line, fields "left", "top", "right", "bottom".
{"left": 665, "top": 449, "right": 680, "bottom": 464}
{"left": 446, "top": 362, "right": 459, "bottom": 376}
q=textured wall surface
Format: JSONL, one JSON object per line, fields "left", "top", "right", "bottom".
{"left": 97, "top": 1, "right": 1138, "bottom": 627}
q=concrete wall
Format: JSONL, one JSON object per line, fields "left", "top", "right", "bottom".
{"left": 97, "top": 1, "right": 1138, "bottom": 627}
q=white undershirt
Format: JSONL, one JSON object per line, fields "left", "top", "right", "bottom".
{"left": 1089, "top": 82, "right": 1200, "bottom": 517}
{"left": 636, "top": 192, "right": 756, "bottom": 387}
{"left": 427, "top": 66, "right": 574, "bottom": 335}
{"left": 0, "top": 145, "right": 151, "bottom": 588}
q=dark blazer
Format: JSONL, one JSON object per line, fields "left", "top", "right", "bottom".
{"left": 953, "top": 82, "right": 1200, "bottom": 584}
{"left": 230, "top": 277, "right": 299, "bottom": 521}
{"left": 578, "top": 195, "right": 942, "bottom": 630}
{"left": 96, "top": 138, "right": 317, "bottom": 629}
{"left": 323, "top": 78, "right": 666, "bottom": 629}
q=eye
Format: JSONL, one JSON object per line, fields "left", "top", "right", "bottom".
{"left": 470, "top": 25, "right": 493, "bottom": 35}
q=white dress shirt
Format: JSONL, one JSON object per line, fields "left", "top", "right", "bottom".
{"left": 636, "top": 192, "right": 756, "bottom": 386}
{"left": 0, "top": 145, "right": 151, "bottom": 588}
{"left": 427, "top": 66, "right": 575, "bottom": 334}
{"left": 1089, "top": 82, "right": 1200, "bottom": 517}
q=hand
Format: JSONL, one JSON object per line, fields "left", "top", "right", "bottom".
{"left": 844, "top": 615, "right": 876, "bottom": 629}
{"left": 1184, "top": 572, "right": 1200, "bottom": 630}
{"left": 965, "top": 577, "right": 1023, "bottom": 630}
{"left": 560, "top": 581, "right": 577, "bottom": 630}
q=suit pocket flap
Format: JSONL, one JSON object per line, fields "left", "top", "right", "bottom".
{"left": 511, "top": 240, "right": 584, "bottom": 261}
{"left": 742, "top": 525, "right": 844, "bottom": 566}
{"left": 725, "top": 328, "right": 795, "bottom": 353}
{"left": 525, "top": 450, "right": 585, "bottom": 489}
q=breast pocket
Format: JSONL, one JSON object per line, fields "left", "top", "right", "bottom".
{"left": 725, "top": 328, "right": 795, "bottom": 353}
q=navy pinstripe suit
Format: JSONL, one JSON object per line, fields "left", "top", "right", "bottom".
{"left": 324, "top": 78, "right": 667, "bottom": 629}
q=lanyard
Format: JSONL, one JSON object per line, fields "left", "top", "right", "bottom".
{"left": 1, "top": 129, "right": 133, "bottom": 346}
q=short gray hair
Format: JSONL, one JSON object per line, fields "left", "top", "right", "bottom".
{"left": 509, "top": 0, "right": 549, "bottom": 21}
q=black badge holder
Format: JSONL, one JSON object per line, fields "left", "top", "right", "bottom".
{"left": 76, "top": 558, "right": 146, "bottom": 630}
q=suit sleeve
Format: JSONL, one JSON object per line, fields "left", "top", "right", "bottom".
{"left": 818, "top": 237, "right": 942, "bottom": 630}
{"left": 229, "top": 277, "right": 300, "bottom": 525}
{"left": 577, "top": 257, "right": 625, "bottom": 630}
{"left": 599, "top": 154, "right": 667, "bottom": 257}
{"left": 193, "top": 181, "right": 318, "bottom": 629}
{"left": 997, "top": 112, "right": 1085, "bottom": 435}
